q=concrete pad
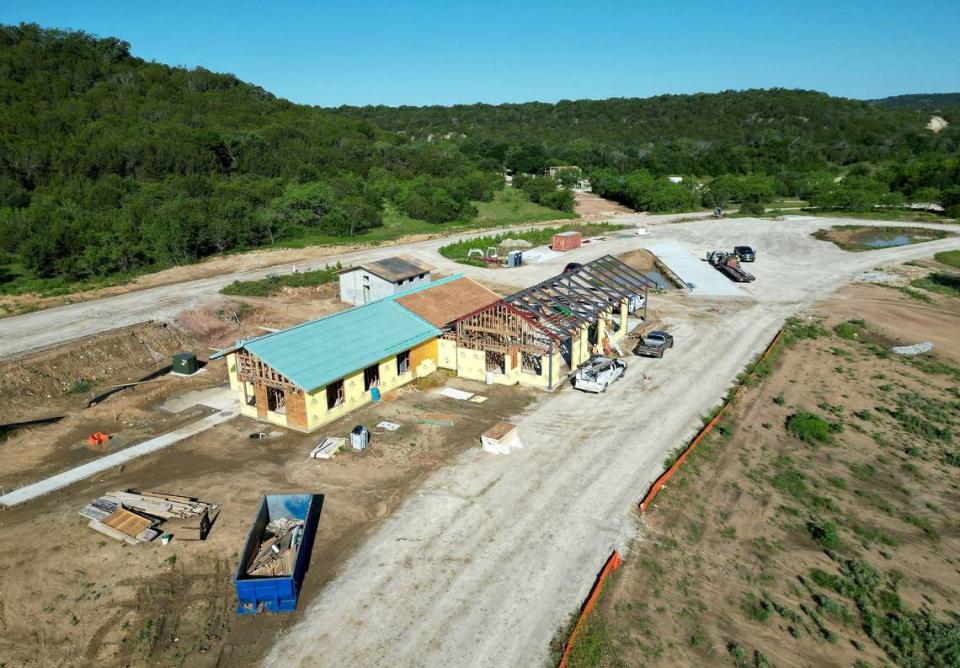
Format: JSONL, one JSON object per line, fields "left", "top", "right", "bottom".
{"left": 646, "top": 242, "right": 745, "bottom": 297}
{"left": 0, "top": 408, "right": 238, "bottom": 508}
{"left": 158, "top": 385, "right": 237, "bottom": 414}
{"left": 520, "top": 246, "right": 562, "bottom": 264}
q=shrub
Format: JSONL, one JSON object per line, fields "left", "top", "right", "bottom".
{"left": 69, "top": 378, "right": 93, "bottom": 394}
{"left": 221, "top": 266, "right": 338, "bottom": 297}
{"left": 786, "top": 412, "right": 839, "bottom": 444}
{"left": 739, "top": 201, "right": 766, "bottom": 216}
{"left": 740, "top": 593, "right": 773, "bottom": 622}
{"left": 808, "top": 520, "right": 842, "bottom": 550}
{"left": 834, "top": 321, "right": 862, "bottom": 340}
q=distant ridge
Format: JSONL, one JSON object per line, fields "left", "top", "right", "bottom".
{"left": 869, "top": 93, "right": 960, "bottom": 110}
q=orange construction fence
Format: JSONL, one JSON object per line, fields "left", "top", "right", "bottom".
{"left": 558, "top": 549, "right": 622, "bottom": 668}
{"left": 638, "top": 328, "right": 784, "bottom": 513}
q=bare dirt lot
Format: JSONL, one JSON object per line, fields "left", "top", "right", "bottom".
{"left": 0, "top": 369, "right": 534, "bottom": 667}
{"left": 575, "top": 191, "right": 637, "bottom": 219}
{"left": 569, "top": 283, "right": 960, "bottom": 667}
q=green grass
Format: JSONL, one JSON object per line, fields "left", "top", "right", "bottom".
{"left": 472, "top": 187, "right": 577, "bottom": 226}
{"left": 834, "top": 319, "right": 866, "bottom": 340}
{"left": 911, "top": 273, "right": 960, "bottom": 299}
{"left": 438, "top": 221, "right": 627, "bottom": 265}
{"left": 934, "top": 250, "right": 960, "bottom": 268}
{"left": 786, "top": 411, "right": 842, "bottom": 444}
{"left": 268, "top": 189, "right": 576, "bottom": 251}
{"left": 0, "top": 256, "right": 139, "bottom": 300}
{"left": 220, "top": 266, "right": 339, "bottom": 297}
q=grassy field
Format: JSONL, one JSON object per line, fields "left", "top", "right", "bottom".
{"left": 562, "top": 310, "right": 960, "bottom": 667}
{"left": 263, "top": 188, "right": 576, "bottom": 250}
{"left": 438, "top": 222, "right": 628, "bottom": 266}
{"left": 0, "top": 189, "right": 575, "bottom": 299}
{"left": 935, "top": 250, "right": 960, "bottom": 269}
{"left": 220, "top": 265, "right": 340, "bottom": 297}
{"left": 0, "top": 257, "right": 139, "bottom": 302}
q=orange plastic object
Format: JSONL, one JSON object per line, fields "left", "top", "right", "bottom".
{"left": 86, "top": 432, "right": 110, "bottom": 447}
{"left": 559, "top": 550, "right": 623, "bottom": 668}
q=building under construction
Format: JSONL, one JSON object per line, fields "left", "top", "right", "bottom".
{"left": 446, "top": 255, "right": 654, "bottom": 390}
{"left": 214, "top": 257, "right": 656, "bottom": 432}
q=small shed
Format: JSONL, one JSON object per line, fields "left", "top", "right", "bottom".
{"left": 552, "top": 231, "right": 582, "bottom": 252}
{"left": 339, "top": 256, "right": 432, "bottom": 306}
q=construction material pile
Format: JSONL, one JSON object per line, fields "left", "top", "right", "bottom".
{"left": 246, "top": 517, "right": 305, "bottom": 577}
{"left": 79, "top": 490, "right": 219, "bottom": 545}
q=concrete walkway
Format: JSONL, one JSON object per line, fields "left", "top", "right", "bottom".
{"left": 0, "top": 387, "right": 238, "bottom": 508}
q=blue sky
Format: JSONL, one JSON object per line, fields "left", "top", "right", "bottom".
{"left": 3, "top": 1, "right": 959, "bottom": 107}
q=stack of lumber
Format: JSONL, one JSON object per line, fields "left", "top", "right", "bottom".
{"left": 79, "top": 490, "right": 219, "bottom": 544}
{"left": 246, "top": 518, "right": 304, "bottom": 577}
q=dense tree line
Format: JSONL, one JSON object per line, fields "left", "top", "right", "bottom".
{"left": 1, "top": 23, "right": 958, "bottom": 288}
{"left": 0, "top": 24, "right": 512, "bottom": 284}
{"left": 337, "top": 90, "right": 959, "bottom": 176}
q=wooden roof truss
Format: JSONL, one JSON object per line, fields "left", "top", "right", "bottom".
{"left": 454, "top": 301, "right": 557, "bottom": 356}
{"left": 504, "top": 255, "right": 653, "bottom": 338}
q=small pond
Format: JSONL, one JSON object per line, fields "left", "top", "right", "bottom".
{"left": 863, "top": 234, "right": 919, "bottom": 248}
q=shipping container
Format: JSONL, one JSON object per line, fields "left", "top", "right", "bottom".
{"left": 551, "top": 231, "right": 582, "bottom": 251}
{"left": 234, "top": 493, "right": 322, "bottom": 615}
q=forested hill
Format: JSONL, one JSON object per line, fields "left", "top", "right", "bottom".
{"left": 333, "top": 90, "right": 958, "bottom": 174}
{"left": 0, "top": 23, "right": 958, "bottom": 292}
{"left": 0, "top": 24, "right": 504, "bottom": 286}
{"left": 871, "top": 93, "right": 960, "bottom": 110}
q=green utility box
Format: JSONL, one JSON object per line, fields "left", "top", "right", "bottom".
{"left": 172, "top": 352, "right": 199, "bottom": 375}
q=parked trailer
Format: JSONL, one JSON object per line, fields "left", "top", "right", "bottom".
{"left": 234, "top": 493, "right": 322, "bottom": 615}
{"left": 706, "top": 251, "right": 755, "bottom": 283}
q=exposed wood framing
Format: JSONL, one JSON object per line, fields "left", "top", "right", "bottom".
{"left": 236, "top": 350, "right": 302, "bottom": 395}
{"left": 454, "top": 301, "right": 557, "bottom": 356}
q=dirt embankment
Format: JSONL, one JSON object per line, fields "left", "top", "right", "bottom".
{"left": 569, "top": 285, "right": 960, "bottom": 667}
{"left": 0, "top": 322, "right": 192, "bottom": 423}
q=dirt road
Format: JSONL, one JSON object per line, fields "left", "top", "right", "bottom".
{"left": 265, "top": 220, "right": 960, "bottom": 666}
{"left": 0, "top": 211, "right": 709, "bottom": 361}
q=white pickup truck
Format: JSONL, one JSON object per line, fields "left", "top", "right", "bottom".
{"left": 571, "top": 356, "right": 627, "bottom": 393}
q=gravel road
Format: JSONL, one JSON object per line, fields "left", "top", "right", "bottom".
{"left": 263, "top": 218, "right": 960, "bottom": 667}
{"left": 0, "top": 212, "right": 709, "bottom": 361}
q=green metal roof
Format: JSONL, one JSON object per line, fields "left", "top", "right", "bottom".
{"left": 226, "top": 299, "right": 441, "bottom": 392}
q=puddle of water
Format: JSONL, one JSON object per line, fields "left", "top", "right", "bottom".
{"left": 862, "top": 234, "right": 912, "bottom": 248}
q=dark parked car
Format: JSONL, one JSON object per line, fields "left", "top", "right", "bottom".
{"left": 734, "top": 246, "right": 756, "bottom": 262}
{"left": 563, "top": 262, "right": 583, "bottom": 273}
{"left": 633, "top": 330, "right": 675, "bottom": 358}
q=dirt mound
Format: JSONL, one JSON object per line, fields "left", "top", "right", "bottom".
{"left": 616, "top": 248, "right": 657, "bottom": 273}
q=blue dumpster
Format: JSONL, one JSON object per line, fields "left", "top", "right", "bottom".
{"left": 234, "top": 493, "right": 322, "bottom": 614}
